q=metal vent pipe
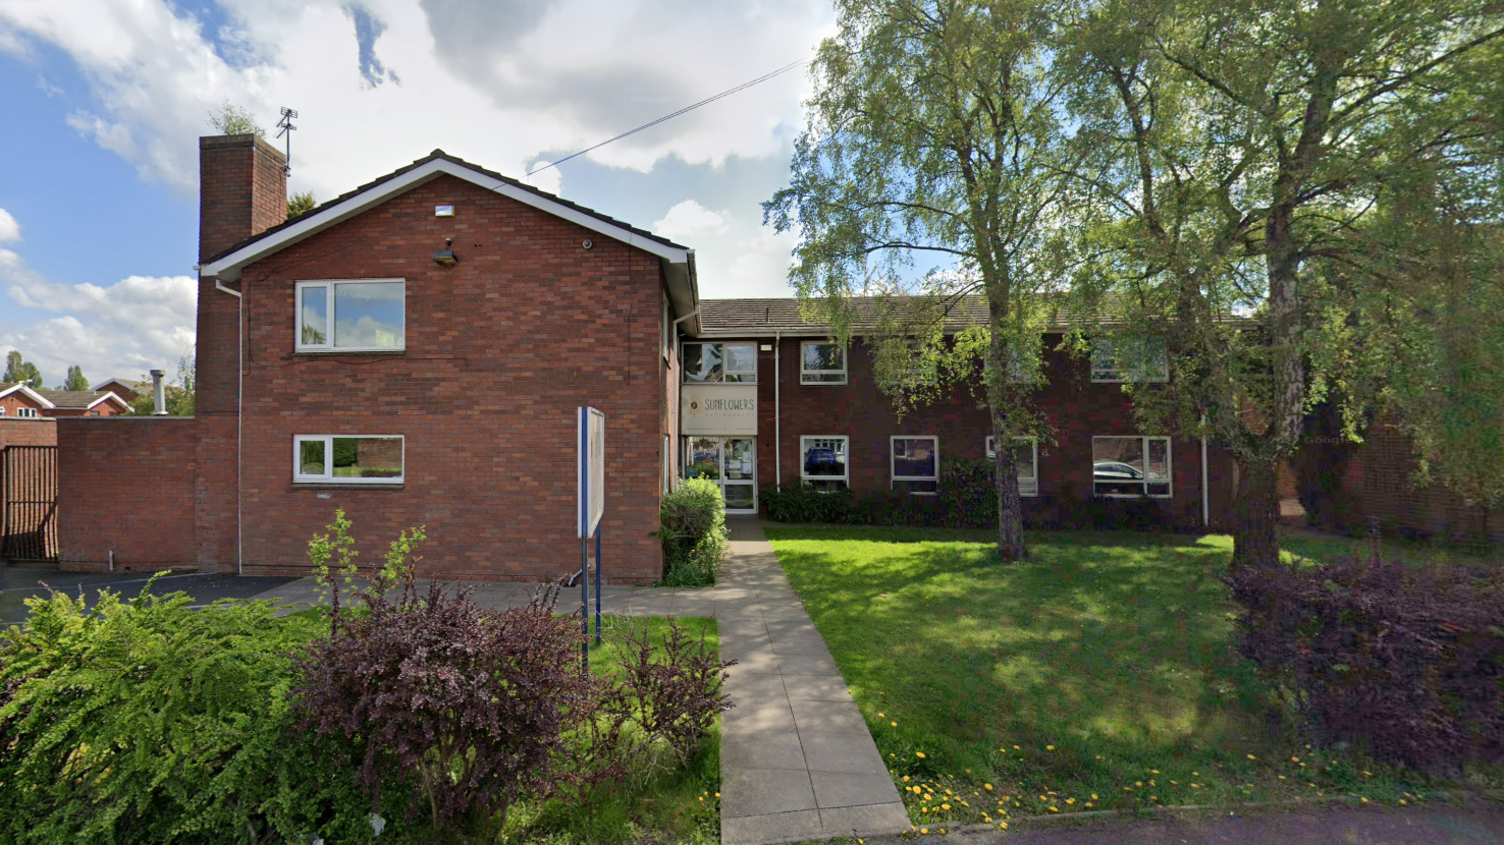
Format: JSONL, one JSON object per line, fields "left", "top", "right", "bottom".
{"left": 150, "top": 368, "right": 167, "bottom": 415}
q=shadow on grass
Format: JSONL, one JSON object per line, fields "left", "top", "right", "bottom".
{"left": 765, "top": 526, "right": 1419, "bottom": 814}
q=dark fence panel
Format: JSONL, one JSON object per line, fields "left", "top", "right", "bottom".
{"left": 2, "top": 445, "right": 59, "bottom": 562}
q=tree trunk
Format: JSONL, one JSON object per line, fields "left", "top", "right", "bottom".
{"left": 1231, "top": 451, "right": 1281, "bottom": 568}
{"left": 990, "top": 405, "right": 1028, "bottom": 561}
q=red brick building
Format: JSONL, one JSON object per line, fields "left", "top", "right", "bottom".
{"left": 53, "top": 133, "right": 1236, "bottom": 580}
{"left": 682, "top": 299, "right": 1237, "bottom": 529}
{"left": 0, "top": 383, "right": 53, "bottom": 421}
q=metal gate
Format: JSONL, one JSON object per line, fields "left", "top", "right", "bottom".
{"left": 1, "top": 446, "right": 58, "bottom": 563}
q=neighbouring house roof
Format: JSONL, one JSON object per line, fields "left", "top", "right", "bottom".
{"left": 696, "top": 295, "right": 1146, "bottom": 337}
{"left": 90, "top": 378, "right": 148, "bottom": 396}
{"left": 0, "top": 383, "right": 56, "bottom": 408}
{"left": 198, "top": 149, "right": 702, "bottom": 333}
{"left": 35, "top": 390, "right": 131, "bottom": 412}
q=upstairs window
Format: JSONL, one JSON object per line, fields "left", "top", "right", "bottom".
{"left": 17, "top": 408, "right": 38, "bottom": 419}
{"left": 683, "top": 343, "right": 756, "bottom": 383}
{"left": 891, "top": 435, "right": 939, "bottom": 495}
{"left": 800, "top": 341, "right": 847, "bottom": 384}
{"left": 297, "top": 279, "right": 406, "bottom": 352}
{"left": 1090, "top": 337, "right": 1168, "bottom": 383}
{"left": 294, "top": 435, "right": 405, "bottom": 485}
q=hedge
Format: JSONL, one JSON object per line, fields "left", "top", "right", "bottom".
{"left": 762, "top": 458, "right": 1175, "bottom": 531}
{"left": 1224, "top": 554, "right": 1504, "bottom": 776}
{"left": 657, "top": 477, "right": 729, "bottom": 586}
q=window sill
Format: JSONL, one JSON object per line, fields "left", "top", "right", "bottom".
{"left": 294, "top": 348, "right": 406, "bottom": 356}
{"left": 292, "top": 483, "right": 405, "bottom": 490}
{"left": 1093, "top": 492, "right": 1172, "bottom": 499}
{"left": 799, "top": 379, "right": 848, "bottom": 386}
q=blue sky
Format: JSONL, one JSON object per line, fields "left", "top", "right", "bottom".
{"left": 0, "top": 0, "right": 833, "bottom": 387}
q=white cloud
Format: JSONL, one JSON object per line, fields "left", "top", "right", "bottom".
{"left": 0, "top": 0, "right": 834, "bottom": 197}
{"left": 652, "top": 199, "right": 730, "bottom": 242}
{"left": 0, "top": 207, "right": 19, "bottom": 244}
{"left": 0, "top": 224, "right": 195, "bottom": 386}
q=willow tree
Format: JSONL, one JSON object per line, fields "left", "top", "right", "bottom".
{"left": 1060, "top": 0, "right": 1504, "bottom": 567}
{"left": 765, "top": 0, "right": 1080, "bottom": 560}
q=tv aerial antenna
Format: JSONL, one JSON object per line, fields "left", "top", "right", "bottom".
{"left": 275, "top": 107, "right": 298, "bottom": 176}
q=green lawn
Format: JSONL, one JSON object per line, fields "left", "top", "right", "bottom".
{"left": 766, "top": 526, "right": 1429, "bottom": 829}
{"left": 499, "top": 615, "right": 722, "bottom": 845}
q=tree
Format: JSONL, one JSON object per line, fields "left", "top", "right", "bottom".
{"left": 128, "top": 351, "right": 196, "bottom": 417}
{"left": 207, "top": 101, "right": 265, "bottom": 138}
{"left": 766, "top": 0, "right": 1081, "bottom": 560}
{"left": 287, "top": 191, "right": 317, "bottom": 219}
{"left": 1059, "top": 0, "right": 1504, "bottom": 567}
{"left": 3, "top": 351, "right": 43, "bottom": 390}
{"left": 61, "top": 365, "right": 88, "bottom": 392}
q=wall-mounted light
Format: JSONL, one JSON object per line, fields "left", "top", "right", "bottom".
{"left": 433, "top": 237, "right": 458, "bottom": 268}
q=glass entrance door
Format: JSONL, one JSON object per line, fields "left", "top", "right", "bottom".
{"left": 684, "top": 436, "right": 757, "bottom": 513}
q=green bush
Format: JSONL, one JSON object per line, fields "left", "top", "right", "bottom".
{"left": 761, "top": 482, "right": 856, "bottom": 523}
{"left": 658, "top": 477, "right": 728, "bottom": 586}
{"left": 0, "top": 583, "right": 402, "bottom": 844}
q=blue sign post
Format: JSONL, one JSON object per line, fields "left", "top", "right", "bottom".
{"left": 577, "top": 407, "right": 605, "bottom": 670}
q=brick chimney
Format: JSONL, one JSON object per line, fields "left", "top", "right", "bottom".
{"left": 194, "top": 134, "right": 285, "bottom": 574}
{"left": 198, "top": 134, "right": 287, "bottom": 262}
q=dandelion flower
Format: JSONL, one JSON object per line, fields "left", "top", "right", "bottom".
{"left": 892, "top": 722, "right": 898, "bottom": 727}
{"left": 941, "top": 804, "right": 951, "bottom": 811}
{"left": 920, "top": 828, "right": 929, "bottom": 835}
{"left": 1066, "top": 798, "right": 1076, "bottom": 805}
{"left": 903, "top": 776, "right": 911, "bottom": 782}
{"left": 1049, "top": 807, "right": 1059, "bottom": 813}
{"left": 984, "top": 784, "right": 993, "bottom": 791}
{"left": 916, "top": 752, "right": 927, "bottom": 759}
{"left": 1090, "top": 794, "right": 1098, "bottom": 801}
{"left": 1000, "top": 822, "right": 1008, "bottom": 829}
{"left": 1247, "top": 754, "right": 1257, "bottom": 760}
{"left": 1135, "top": 781, "right": 1143, "bottom": 787}
{"left": 715, "top": 792, "right": 721, "bottom": 798}
{"left": 1361, "top": 797, "right": 1369, "bottom": 804}
{"left": 1150, "top": 769, "right": 1159, "bottom": 774}
{"left": 1014, "top": 745, "right": 1021, "bottom": 750}
{"left": 1084, "top": 803, "right": 1093, "bottom": 808}
{"left": 1399, "top": 799, "right": 1407, "bottom": 806}
{"left": 1046, "top": 745, "right": 1055, "bottom": 751}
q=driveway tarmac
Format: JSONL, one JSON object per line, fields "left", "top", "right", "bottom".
{"left": 1, "top": 566, "right": 295, "bottom": 627}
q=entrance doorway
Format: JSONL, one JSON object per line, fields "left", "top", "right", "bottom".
{"left": 684, "top": 436, "right": 757, "bottom": 513}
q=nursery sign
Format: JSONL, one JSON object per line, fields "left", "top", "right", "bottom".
{"left": 681, "top": 384, "right": 757, "bottom": 435}
{"left": 577, "top": 406, "right": 605, "bottom": 539}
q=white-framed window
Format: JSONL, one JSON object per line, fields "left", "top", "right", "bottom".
{"left": 905, "top": 339, "right": 939, "bottom": 385}
{"left": 986, "top": 435, "right": 1039, "bottom": 496}
{"left": 293, "top": 435, "right": 405, "bottom": 485}
{"left": 296, "top": 279, "right": 406, "bottom": 352}
{"left": 17, "top": 407, "right": 38, "bottom": 419}
{"left": 1090, "top": 337, "right": 1168, "bottom": 383}
{"left": 662, "top": 294, "right": 672, "bottom": 361}
{"left": 0, "top": 407, "right": 5, "bottom": 416}
{"left": 891, "top": 435, "right": 938, "bottom": 495}
{"left": 800, "top": 341, "right": 847, "bottom": 384}
{"left": 1092, "top": 435, "right": 1171, "bottom": 497}
{"left": 800, "top": 436, "right": 849, "bottom": 492}
{"left": 682, "top": 342, "right": 756, "bottom": 383}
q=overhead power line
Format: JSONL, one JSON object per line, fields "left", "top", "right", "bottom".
{"left": 527, "top": 58, "right": 811, "bottom": 176}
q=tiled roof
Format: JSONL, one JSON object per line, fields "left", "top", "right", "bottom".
{"left": 36, "top": 390, "right": 120, "bottom": 410}
{"left": 204, "top": 149, "right": 689, "bottom": 265}
{"left": 697, "top": 295, "right": 1133, "bottom": 335}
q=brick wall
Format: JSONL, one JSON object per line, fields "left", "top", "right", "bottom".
{"left": 743, "top": 333, "right": 1236, "bottom": 530}
{"left": 221, "top": 175, "right": 669, "bottom": 582}
{"left": 56, "top": 418, "right": 197, "bottom": 571}
{"left": 1299, "top": 410, "right": 1504, "bottom": 544}
{"left": 0, "top": 419, "right": 56, "bottom": 449}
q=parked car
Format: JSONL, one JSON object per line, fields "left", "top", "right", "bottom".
{"left": 804, "top": 447, "right": 843, "bottom": 475}
{"left": 1092, "top": 460, "right": 1143, "bottom": 481}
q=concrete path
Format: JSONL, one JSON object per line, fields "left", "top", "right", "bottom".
{"left": 243, "top": 516, "right": 911, "bottom": 845}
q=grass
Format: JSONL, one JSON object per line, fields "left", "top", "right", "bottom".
{"left": 497, "top": 615, "right": 722, "bottom": 845}
{"left": 765, "top": 525, "right": 1434, "bottom": 831}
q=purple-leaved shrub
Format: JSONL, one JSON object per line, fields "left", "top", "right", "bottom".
{"left": 1224, "top": 552, "right": 1504, "bottom": 775}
